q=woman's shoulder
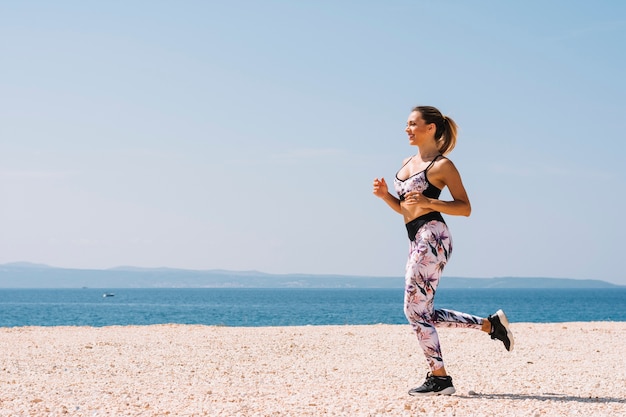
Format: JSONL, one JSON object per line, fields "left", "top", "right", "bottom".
{"left": 435, "top": 154, "right": 455, "bottom": 165}
{"left": 433, "top": 155, "right": 461, "bottom": 176}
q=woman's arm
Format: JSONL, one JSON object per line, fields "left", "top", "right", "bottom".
{"left": 373, "top": 177, "right": 403, "bottom": 215}
{"left": 405, "top": 159, "right": 471, "bottom": 217}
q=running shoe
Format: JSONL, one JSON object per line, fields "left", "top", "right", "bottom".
{"left": 408, "top": 373, "right": 456, "bottom": 396}
{"left": 488, "top": 309, "right": 514, "bottom": 351}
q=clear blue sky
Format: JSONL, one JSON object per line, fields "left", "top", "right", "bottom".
{"left": 1, "top": 1, "right": 625, "bottom": 284}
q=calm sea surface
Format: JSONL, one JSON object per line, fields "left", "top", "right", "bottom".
{"left": 0, "top": 288, "right": 624, "bottom": 327}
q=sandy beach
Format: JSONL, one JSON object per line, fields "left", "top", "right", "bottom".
{"left": 1, "top": 322, "right": 624, "bottom": 416}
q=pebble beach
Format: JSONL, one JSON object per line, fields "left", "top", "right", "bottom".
{"left": 1, "top": 322, "right": 625, "bottom": 416}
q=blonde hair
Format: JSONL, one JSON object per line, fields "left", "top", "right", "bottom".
{"left": 412, "top": 106, "right": 458, "bottom": 155}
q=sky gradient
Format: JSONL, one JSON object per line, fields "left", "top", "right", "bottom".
{"left": 1, "top": 1, "right": 625, "bottom": 284}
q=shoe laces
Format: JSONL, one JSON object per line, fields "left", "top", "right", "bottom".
{"left": 424, "top": 373, "right": 449, "bottom": 385}
{"left": 422, "top": 378, "right": 438, "bottom": 390}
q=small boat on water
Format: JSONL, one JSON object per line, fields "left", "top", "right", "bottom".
{"left": 102, "top": 293, "right": 115, "bottom": 298}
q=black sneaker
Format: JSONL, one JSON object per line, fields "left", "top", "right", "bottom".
{"left": 488, "top": 309, "right": 514, "bottom": 351}
{"left": 408, "top": 373, "right": 456, "bottom": 396}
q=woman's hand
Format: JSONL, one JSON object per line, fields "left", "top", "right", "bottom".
{"left": 373, "top": 177, "right": 403, "bottom": 215}
{"left": 403, "top": 191, "right": 432, "bottom": 209}
{"left": 372, "top": 178, "right": 389, "bottom": 199}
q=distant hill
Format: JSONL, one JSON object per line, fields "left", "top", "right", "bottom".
{"left": 0, "top": 263, "right": 622, "bottom": 289}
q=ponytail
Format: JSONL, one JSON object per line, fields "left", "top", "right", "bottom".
{"left": 411, "top": 106, "right": 458, "bottom": 155}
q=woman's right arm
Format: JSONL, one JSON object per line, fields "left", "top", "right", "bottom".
{"left": 373, "top": 177, "right": 403, "bottom": 215}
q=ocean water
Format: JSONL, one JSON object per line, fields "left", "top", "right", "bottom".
{"left": 0, "top": 288, "right": 624, "bottom": 328}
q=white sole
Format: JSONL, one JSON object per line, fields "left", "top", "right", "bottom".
{"left": 438, "top": 387, "right": 456, "bottom": 396}
{"left": 496, "top": 309, "right": 515, "bottom": 352}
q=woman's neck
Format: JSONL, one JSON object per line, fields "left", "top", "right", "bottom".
{"left": 417, "top": 144, "right": 441, "bottom": 161}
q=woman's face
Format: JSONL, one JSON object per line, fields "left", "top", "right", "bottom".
{"left": 405, "top": 111, "right": 433, "bottom": 146}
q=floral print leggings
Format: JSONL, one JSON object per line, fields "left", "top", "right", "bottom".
{"left": 404, "top": 219, "right": 484, "bottom": 372}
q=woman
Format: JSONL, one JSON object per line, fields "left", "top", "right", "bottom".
{"left": 372, "top": 105, "right": 514, "bottom": 396}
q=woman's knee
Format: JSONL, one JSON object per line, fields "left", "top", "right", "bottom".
{"left": 404, "top": 308, "right": 434, "bottom": 332}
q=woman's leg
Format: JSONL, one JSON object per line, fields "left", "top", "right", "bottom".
{"left": 433, "top": 309, "right": 484, "bottom": 329}
{"left": 404, "top": 220, "right": 452, "bottom": 374}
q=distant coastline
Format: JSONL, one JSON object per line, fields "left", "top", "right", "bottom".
{"left": 0, "top": 262, "right": 622, "bottom": 289}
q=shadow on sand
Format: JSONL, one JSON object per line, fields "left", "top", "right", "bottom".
{"left": 457, "top": 392, "right": 625, "bottom": 404}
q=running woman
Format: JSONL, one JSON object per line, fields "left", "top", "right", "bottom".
{"left": 372, "top": 105, "right": 514, "bottom": 396}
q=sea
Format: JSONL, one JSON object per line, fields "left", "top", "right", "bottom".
{"left": 0, "top": 288, "right": 625, "bottom": 327}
